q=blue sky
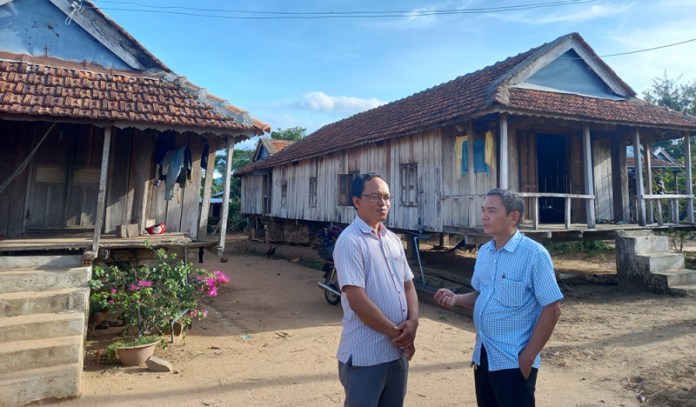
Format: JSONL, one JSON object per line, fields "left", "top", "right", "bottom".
{"left": 93, "top": 0, "right": 696, "bottom": 149}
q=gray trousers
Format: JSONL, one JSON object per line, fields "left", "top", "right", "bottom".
{"left": 338, "top": 356, "right": 408, "bottom": 407}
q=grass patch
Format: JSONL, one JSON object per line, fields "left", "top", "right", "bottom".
{"left": 544, "top": 240, "right": 614, "bottom": 258}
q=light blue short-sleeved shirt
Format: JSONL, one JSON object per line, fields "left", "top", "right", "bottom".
{"left": 472, "top": 230, "right": 563, "bottom": 371}
{"left": 334, "top": 216, "right": 414, "bottom": 366}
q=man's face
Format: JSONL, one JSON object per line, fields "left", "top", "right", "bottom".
{"left": 481, "top": 195, "right": 518, "bottom": 238}
{"left": 354, "top": 177, "right": 391, "bottom": 228}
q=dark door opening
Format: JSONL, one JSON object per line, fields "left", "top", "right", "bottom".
{"left": 537, "top": 134, "right": 568, "bottom": 223}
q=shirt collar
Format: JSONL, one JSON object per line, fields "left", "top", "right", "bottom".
{"left": 355, "top": 216, "right": 385, "bottom": 237}
{"left": 489, "top": 229, "right": 522, "bottom": 253}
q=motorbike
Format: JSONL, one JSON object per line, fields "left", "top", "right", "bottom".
{"left": 315, "top": 225, "right": 343, "bottom": 305}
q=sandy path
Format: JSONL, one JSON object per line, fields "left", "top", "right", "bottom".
{"left": 48, "top": 239, "right": 696, "bottom": 407}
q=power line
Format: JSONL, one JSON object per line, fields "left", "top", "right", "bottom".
{"left": 89, "top": 0, "right": 597, "bottom": 20}
{"left": 600, "top": 38, "right": 696, "bottom": 58}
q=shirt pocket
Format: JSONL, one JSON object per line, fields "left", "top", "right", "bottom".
{"left": 498, "top": 279, "right": 526, "bottom": 307}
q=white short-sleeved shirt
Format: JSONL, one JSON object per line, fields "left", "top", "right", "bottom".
{"left": 334, "top": 216, "right": 414, "bottom": 366}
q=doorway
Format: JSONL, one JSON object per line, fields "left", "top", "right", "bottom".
{"left": 537, "top": 134, "right": 568, "bottom": 223}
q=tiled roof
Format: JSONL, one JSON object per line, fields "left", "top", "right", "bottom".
{"left": 0, "top": 53, "right": 270, "bottom": 135}
{"left": 269, "top": 139, "right": 293, "bottom": 153}
{"left": 250, "top": 33, "right": 696, "bottom": 171}
{"left": 503, "top": 88, "right": 696, "bottom": 127}
{"left": 627, "top": 157, "right": 682, "bottom": 169}
{"left": 236, "top": 138, "right": 295, "bottom": 175}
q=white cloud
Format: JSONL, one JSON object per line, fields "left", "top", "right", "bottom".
{"left": 244, "top": 94, "right": 387, "bottom": 137}
{"left": 530, "top": 4, "right": 630, "bottom": 24}
{"left": 290, "top": 91, "right": 387, "bottom": 114}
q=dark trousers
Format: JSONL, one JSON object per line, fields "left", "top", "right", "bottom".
{"left": 474, "top": 346, "right": 538, "bottom": 407}
{"left": 338, "top": 356, "right": 408, "bottom": 407}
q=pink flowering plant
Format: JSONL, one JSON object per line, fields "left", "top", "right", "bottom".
{"left": 89, "top": 247, "right": 230, "bottom": 339}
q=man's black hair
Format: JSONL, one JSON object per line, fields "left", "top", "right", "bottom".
{"left": 350, "top": 173, "right": 383, "bottom": 209}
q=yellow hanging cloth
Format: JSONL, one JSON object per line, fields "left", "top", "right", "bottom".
{"left": 484, "top": 131, "right": 495, "bottom": 170}
{"left": 454, "top": 135, "right": 467, "bottom": 178}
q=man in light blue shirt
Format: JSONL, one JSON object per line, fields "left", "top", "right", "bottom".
{"left": 334, "top": 173, "right": 419, "bottom": 407}
{"left": 434, "top": 188, "right": 563, "bottom": 407}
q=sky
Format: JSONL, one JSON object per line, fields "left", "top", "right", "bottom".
{"left": 91, "top": 0, "right": 696, "bottom": 150}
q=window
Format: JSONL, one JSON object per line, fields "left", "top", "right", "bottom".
{"left": 309, "top": 177, "right": 317, "bottom": 207}
{"left": 262, "top": 175, "right": 271, "bottom": 214}
{"left": 400, "top": 164, "right": 418, "bottom": 206}
{"left": 281, "top": 180, "right": 288, "bottom": 208}
{"left": 337, "top": 174, "right": 353, "bottom": 206}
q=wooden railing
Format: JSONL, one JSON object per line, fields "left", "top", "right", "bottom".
{"left": 642, "top": 194, "right": 695, "bottom": 225}
{"left": 518, "top": 192, "right": 595, "bottom": 230}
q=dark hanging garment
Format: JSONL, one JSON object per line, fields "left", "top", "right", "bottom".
{"left": 201, "top": 143, "right": 210, "bottom": 169}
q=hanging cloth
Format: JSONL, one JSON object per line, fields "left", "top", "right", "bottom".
{"left": 454, "top": 135, "right": 468, "bottom": 177}
{"left": 484, "top": 130, "right": 496, "bottom": 176}
{"left": 474, "top": 140, "right": 486, "bottom": 173}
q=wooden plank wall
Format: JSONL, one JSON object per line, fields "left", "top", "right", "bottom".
{"left": 440, "top": 124, "right": 496, "bottom": 230}
{"left": 240, "top": 124, "right": 506, "bottom": 233}
{"left": 0, "top": 121, "right": 32, "bottom": 237}
{"left": 243, "top": 128, "right": 447, "bottom": 232}
{"left": 147, "top": 132, "right": 205, "bottom": 239}
{"left": 592, "top": 136, "right": 614, "bottom": 220}
{"left": 240, "top": 173, "right": 265, "bottom": 215}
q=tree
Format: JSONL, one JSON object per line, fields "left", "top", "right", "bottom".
{"left": 271, "top": 126, "right": 306, "bottom": 141}
{"left": 642, "top": 73, "right": 696, "bottom": 200}
{"left": 642, "top": 73, "right": 696, "bottom": 116}
{"left": 642, "top": 74, "right": 696, "bottom": 162}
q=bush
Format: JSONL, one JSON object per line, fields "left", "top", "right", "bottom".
{"left": 89, "top": 247, "right": 230, "bottom": 338}
{"left": 545, "top": 240, "right": 614, "bottom": 256}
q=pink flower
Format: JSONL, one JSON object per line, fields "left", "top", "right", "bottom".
{"left": 110, "top": 288, "right": 117, "bottom": 294}
{"left": 108, "top": 299, "right": 115, "bottom": 304}
{"left": 207, "top": 286, "right": 218, "bottom": 297}
{"left": 130, "top": 284, "right": 140, "bottom": 291}
{"left": 213, "top": 271, "right": 230, "bottom": 284}
{"left": 189, "top": 309, "right": 198, "bottom": 317}
{"left": 138, "top": 280, "right": 153, "bottom": 288}
{"left": 201, "top": 309, "right": 208, "bottom": 316}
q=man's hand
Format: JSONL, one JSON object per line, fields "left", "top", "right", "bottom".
{"left": 393, "top": 318, "right": 418, "bottom": 348}
{"left": 404, "top": 343, "right": 416, "bottom": 361}
{"left": 518, "top": 352, "right": 534, "bottom": 380}
{"left": 434, "top": 288, "right": 458, "bottom": 308}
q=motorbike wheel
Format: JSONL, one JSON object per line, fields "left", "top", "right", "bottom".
{"left": 324, "top": 269, "right": 341, "bottom": 305}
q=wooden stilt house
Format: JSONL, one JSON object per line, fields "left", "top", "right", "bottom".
{"left": 0, "top": 0, "right": 270, "bottom": 255}
{"left": 237, "top": 32, "right": 696, "bottom": 244}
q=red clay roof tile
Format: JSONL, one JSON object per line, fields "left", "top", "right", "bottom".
{"left": 248, "top": 33, "right": 696, "bottom": 171}
{"left": 0, "top": 53, "right": 270, "bottom": 135}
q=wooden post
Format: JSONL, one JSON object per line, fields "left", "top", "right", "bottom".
{"left": 467, "top": 121, "right": 476, "bottom": 227}
{"left": 438, "top": 233, "right": 449, "bottom": 248}
{"left": 633, "top": 129, "right": 646, "bottom": 226}
{"left": 644, "top": 139, "right": 654, "bottom": 223}
{"left": 217, "top": 136, "right": 235, "bottom": 254}
{"left": 499, "top": 113, "right": 509, "bottom": 189}
{"left": 583, "top": 124, "right": 596, "bottom": 228}
{"left": 92, "top": 126, "right": 112, "bottom": 254}
{"left": 656, "top": 200, "right": 663, "bottom": 225}
{"left": 564, "top": 197, "right": 571, "bottom": 229}
{"left": 685, "top": 132, "right": 694, "bottom": 223}
{"left": 198, "top": 141, "right": 217, "bottom": 240}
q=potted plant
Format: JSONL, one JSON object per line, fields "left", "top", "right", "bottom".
{"left": 89, "top": 247, "right": 230, "bottom": 365}
{"left": 106, "top": 335, "right": 163, "bottom": 366}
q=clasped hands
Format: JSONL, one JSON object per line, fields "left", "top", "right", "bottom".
{"left": 393, "top": 319, "right": 418, "bottom": 361}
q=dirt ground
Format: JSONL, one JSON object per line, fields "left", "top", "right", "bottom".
{"left": 47, "top": 235, "right": 696, "bottom": 407}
